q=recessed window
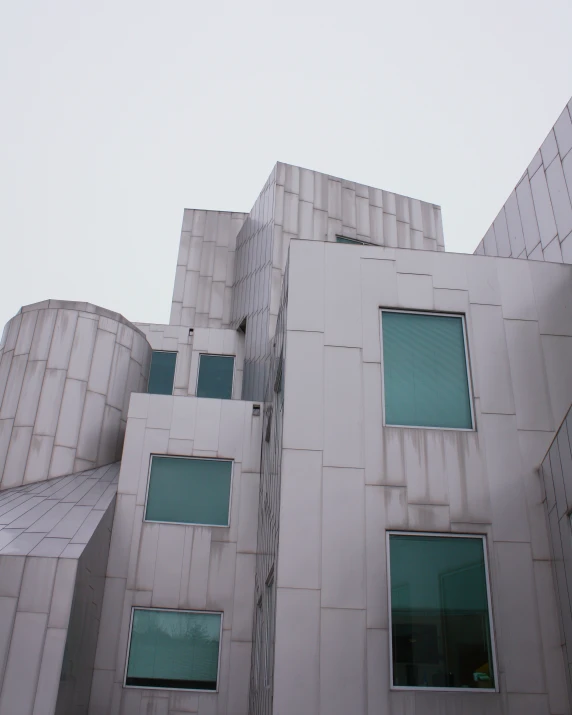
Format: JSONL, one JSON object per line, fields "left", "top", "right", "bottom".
{"left": 146, "top": 456, "right": 232, "bottom": 526}
{"left": 125, "top": 609, "right": 221, "bottom": 691}
{"left": 197, "top": 354, "right": 235, "bottom": 399}
{"left": 388, "top": 533, "right": 496, "bottom": 691}
{"left": 336, "top": 235, "right": 367, "bottom": 245}
{"left": 381, "top": 311, "right": 473, "bottom": 429}
{"left": 148, "top": 351, "right": 177, "bottom": 395}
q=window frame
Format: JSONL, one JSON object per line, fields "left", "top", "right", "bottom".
{"left": 144, "top": 454, "right": 234, "bottom": 528}
{"left": 379, "top": 309, "right": 476, "bottom": 432}
{"left": 386, "top": 530, "right": 498, "bottom": 693}
{"left": 196, "top": 353, "right": 236, "bottom": 400}
{"left": 123, "top": 607, "right": 224, "bottom": 693}
{"left": 147, "top": 350, "right": 178, "bottom": 396}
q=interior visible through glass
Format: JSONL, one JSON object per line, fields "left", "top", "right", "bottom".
{"left": 126, "top": 609, "right": 221, "bottom": 690}
{"left": 147, "top": 351, "right": 177, "bottom": 395}
{"left": 389, "top": 534, "right": 495, "bottom": 690}
{"left": 197, "top": 354, "right": 234, "bottom": 399}
{"left": 146, "top": 456, "right": 232, "bottom": 526}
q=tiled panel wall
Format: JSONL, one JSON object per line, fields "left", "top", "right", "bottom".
{"left": 272, "top": 241, "right": 572, "bottom": 715}
{"left": 540, "top": 407, "right": 572, "bottom": 705}
{"left": 229, "top": 162, "right": 444, "bottom": 401}
{"left": 135, "top": 322, "right": 193, "bottom": 396}
{"left": 55, "top": 502, "right": 115, "bottom": 715}
{"left": 0, "top": 464, "right": 118, "bottom": 715}
{"left": 89, "top": 393, "right": 262, "bottom": 715}
{"left": 270, "top": 162, "right": 445, "bottom": 342}
{"left": 170, "top": 210, "right": 247, "bottom": 330}
{"left": 475, "top": 99, "right": 572, "bottom": 263}
{"left": 0, "top": 301, "right": 151, "bottom": 489}
{"left": 248, "top": 261, "right": 288, "bottom": 715}
{"left": 231, "top": 169, "right": 276, "bottom": 402}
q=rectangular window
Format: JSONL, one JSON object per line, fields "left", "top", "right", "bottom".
{"left": 145, "top": 456, "right": 232, "bottom": 526}
{"left": 148, "top": 351, "right": 177, "bottom": 395}
{"left": 381, "top": 311, "right": 473, "bottom": 429}
{"left": 125, "top": 608, "right": 221, "bottom": 691}
{"left": 197, "top": 354, "right": 234, "bottom": 400}
{"left": 388, "top": 533, "right": 496, "bottom": 691}
{"left": 336, "top": 235, "right": 367, "bottom": 245}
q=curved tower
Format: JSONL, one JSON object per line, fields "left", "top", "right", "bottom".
{"left": 0, "top": 300, "right": 151, "bottom": 490}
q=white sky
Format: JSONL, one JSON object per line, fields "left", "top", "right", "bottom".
{"left": 1, "top": 0, "right": 571, "bottom": 332}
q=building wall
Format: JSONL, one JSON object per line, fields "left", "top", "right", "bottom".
{"left": 0, "top": 462, "right": 119, "bottom": 715}
{"left": 88, "top": 393, "right": 262, "bottom": 715}
{"left": 136, "top": 324, "right": 245, "bottom": 400}
{"left": 249, "top": 260, "right": 288, "bottom": 715}
{"left": 270, "top": 240, "right": 572, "bottom": 715}
{"left": 0, "top": 301, "right": 151, "bottom": 489}
{"left": 475, "top": 98, "right": 572, "bottom": 263}
{"left": 540, "top": 406, "right": 572, "bottom": 705}
{"left": 229, "top": 162, "right": 446, "bottom": 401}
{"left": 169, "top": 210, "right": 248, "bottom": 330}
{"left": 55, "top": 501, "right": 115, "bottom": 715}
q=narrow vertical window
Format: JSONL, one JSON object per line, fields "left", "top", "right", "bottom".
{"left": 388, "top": 533, "right": 496, "bottom": 690}
{"left": 381, "top": 311, "right": 473, "bottom": 429}
{"left": 197, "top": 354, "right": 235, "bottom": 399}
{"left": 148, "top": 351, "right": 177, "bottom": 395}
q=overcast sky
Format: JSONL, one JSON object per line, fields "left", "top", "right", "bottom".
{"left": 1, "top": 0, "right": 571, "bottom": 331}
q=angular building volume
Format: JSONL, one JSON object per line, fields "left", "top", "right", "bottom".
{"left": 0, "top": 97, "right": 572, "bottom": 715}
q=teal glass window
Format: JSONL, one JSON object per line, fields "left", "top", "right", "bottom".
{"left": 382, "top": 311, "right": 473, "bottom": 429}
{"left": 126, "top": 609, "right": 221, "bottom": 691}
{"left": 148, "top": 351, "right": 177, "bottom": 395}
{"left": 146, "top": 457, "right": 232, "bottom": 526}
{"left": 389, "top": 533, "right": 495, "bottom": 690}
{"left": 197, "top": 355, "right": 234, "bottom": 399}
{"left": 336, "top": 235, "right": 367, "bottom": 245}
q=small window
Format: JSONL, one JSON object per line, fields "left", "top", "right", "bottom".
{"left": 148, "top": 351, "right": 177, "bottom": 395}
{"left": 336, "top": 235, "right": 367, "bottom": 245}
{"left": 197, "top": 354, "right": 235, "bottom": 399}
{"left": 381, "top": 311, "right": 473, "bottom": 429}
{"left": 125, "top": 608, "right": 221, "bottom": 691}
{"left": 388, "top": 533, "right": 496, "bottom": 691}
{"left": 146, "top": 456, "right": 232, "bottom": 526}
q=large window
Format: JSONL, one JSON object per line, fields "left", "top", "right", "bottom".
{"left": 381, "top": 311, "right": 473, "bottom": 429}
{"left": 197, "top": 354, "right": 235, "bottom": 399}
{"left": 125, "top": 609, "right": 222, "bottom": 691}
{"left": 148, "top": 351, "right": 177, "bottom": 395}
{"left": 388, "top": 533, "right": 496, "bottom": 691}
{"left": 145, "top": 456, "right": 232, "bottom": 527}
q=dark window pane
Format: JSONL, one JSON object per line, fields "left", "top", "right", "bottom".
{"left": 382, "top": 312, "right": 472, "bottom": 429}
{"left": 148, "top": 351, "right": 177, "bottom": 395}
{"left": 336, "top": 236, "right": 366, "bottom": 245}
{"left": 197, "top": 355, "right": 234, "bottom": 400}
{"left": 389, "top": 534, "right": 495, "bottom": 690}
{"left": 126, "top": 609, "right": 221, "bottom": 691}
{"left": 146, "top": 457, "right": 231, "bottom": 526}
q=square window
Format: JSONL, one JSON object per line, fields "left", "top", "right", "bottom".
{"left": 388, "top": 533, "right": 496, "bottom": 691}
{"left": 381, "top": 311, "right": 473, "bottom": 429}
{"left": 148, "top": 351, "right": 177, "bottom": 395}
{"left": 145, "top": 456, "right": 232, "bottom": 526}
{"left": 197, "top": 354, "right": 235, "bottom": 399}
{"left": 125, "top": 608, "right": 222, "bottom": 691}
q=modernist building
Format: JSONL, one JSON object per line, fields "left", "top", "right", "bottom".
{"left": 0, "top": 97, "right": 572, "bottom": 715}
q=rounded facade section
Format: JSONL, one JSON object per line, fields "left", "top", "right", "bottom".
{"left": 0, "top": 300, "right": 152, "bottom": 489}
